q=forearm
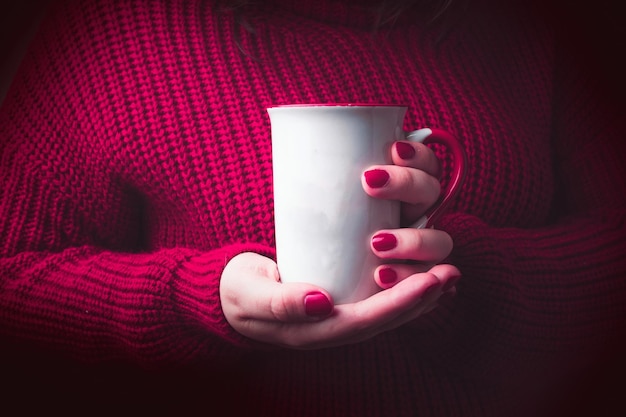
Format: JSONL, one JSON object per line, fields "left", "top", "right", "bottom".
{"left": 0, "top": 242, "right": 274, "bottom": 367}
{"left": 410, "top": 210, "right": 626, "bottom": 379}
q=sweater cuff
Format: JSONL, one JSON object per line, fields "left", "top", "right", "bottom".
{"left": 171, "top": 243, "right": 277, "bottom": 353}
{"left": 437, "top": 212, "right": 514, "bottom": 269}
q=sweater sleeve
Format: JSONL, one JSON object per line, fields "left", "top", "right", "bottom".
{"left": 0, "top": 114, "right": 272, "bottom": 366}
{"left": 410, "top": 38, "right": 626, "bottom": 381}
{"left": 0, "top": 246, "right": 270, "bottom": 366}
{"left": 0, "top": 1, "right": 272, "bottom": 368}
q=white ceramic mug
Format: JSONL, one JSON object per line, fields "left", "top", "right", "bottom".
{"left": 267, "top": 104, "right": 466, "bottom": 304}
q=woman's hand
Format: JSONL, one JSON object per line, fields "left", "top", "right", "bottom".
{"left": 363, "top": 140, "right": 455, "bottom": 289}
{"left": 220, "top": 252, "right": 459, "bottom": 349}
{"left": 219, "top": 140, "right": 460, "bottom": 349}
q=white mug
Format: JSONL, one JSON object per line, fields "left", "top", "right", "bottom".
{"left": 267, "top": 104, "right": 466, "bottom": 304}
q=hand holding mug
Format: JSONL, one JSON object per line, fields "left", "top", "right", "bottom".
{"left": 362, "top": 138, "right": 457, "bottom": 289}
{"left": 220, "top": 105, "right": 466, "bottom": 347}
{"left": 268, "top": 105, "right": 467, "bottom": 303}
{"left": 220, "top": 252, "right": 460, "bottom": 349}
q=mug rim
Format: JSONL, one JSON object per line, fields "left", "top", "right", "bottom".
{"left": 267, "top": 103, "right": 409, "bottom": 109}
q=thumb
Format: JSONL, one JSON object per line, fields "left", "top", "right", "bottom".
{"left": 261, "top": 280, "right": 335, "bottom": 322}
{"left": 222, "top": 252, "right": 334, "bottom": 323}
{"left": 251, "top": 252, "right": 336, "bottom": 320}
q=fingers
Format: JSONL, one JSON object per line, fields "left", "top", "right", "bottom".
{"left": 376, "top": 263, "right": 429, "bottom": 289}
{"left": 220, "top": 254, "right": 461, "bottom": 350}
{"left": 365, "top": 264, "right": 461, "bottom": 334}
{"left": 371, "top": 228, "right": 454, "bottom": 290}
{"left": 371, "top": 228, "right": 453, "bottom": 263}
{"left": 278, "top": 265, "right": 460, "bottom": 349}
{"left": 392, "top": 140, "right": 442, "bottom": 177}
{"left": 362, "top": 165, "right": 441, "bottom": 208}
{"left": 376, "top": 261, "right": 460, "bottom": 290}
{"left": 260, "top": 270, "right": 445, "bottom": 349}
{"left": 362, "top": 140, "right": 443, "bottom": 223}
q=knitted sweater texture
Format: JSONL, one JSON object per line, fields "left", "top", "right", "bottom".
{"left": 1, "top": 0, "right": 625, "bottom": 415}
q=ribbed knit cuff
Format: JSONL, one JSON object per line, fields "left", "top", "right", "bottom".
{"left": 438, "top": 212, "right": 490, "bottom": 261}
{"left": 171, "top": 243, "right": 278, "bottom": 356}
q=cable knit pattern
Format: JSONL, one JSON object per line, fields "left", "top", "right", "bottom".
{"left": 1, "top": 0, "right": 625, "bottom": 415}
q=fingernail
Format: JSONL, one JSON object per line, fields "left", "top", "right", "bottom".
{"left": 395, "top": 142, "right": 416, "bottom": 160}
{"left": 442, "top": 275, "right": 461, "bottom": 292}
{"left": 372, "top": 233, "right": 397, "bottom": 251}
{"left": 364, "top": 169, "right": 390, "bottom": 188}
{"left": 379, "top": 267, "right": 397, "bottom": 284}
{"left": 304, "top": 292, "right": 333, "bottom": 317}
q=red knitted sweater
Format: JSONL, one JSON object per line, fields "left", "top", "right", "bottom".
{"left": 1, "top": 0, "right": 625, "bottom": 415}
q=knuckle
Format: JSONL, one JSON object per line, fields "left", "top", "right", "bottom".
{"left": 407, "top": 230, "right": 425, "bottom": 254}
{"left": 398, "top": 169, "right": 440, "bottom": 206}
{"left": 417, "top": 143, "right": 440, "bottom": 174}
{"left": 265, "top": 261, "right": 281, "bottom": 283}
{"left": 269, "top": 293, "right": 292, "bottom": 322}
{"left": 397, "top": 166, "right": 415, "bottom": 189}
{"left": 222, "top": 299, "right": 247, "bottom": 326}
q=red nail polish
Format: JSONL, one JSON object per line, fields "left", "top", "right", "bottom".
{"left": 372, "top": 233, "right": 397, "bottom": 251}
{"left": 379, "top": 267, "right": 397, "bottom": 284}
{"left": 304, "top": 292, "right": 333, "bottom": 317}
{"left": 395, "top": 142, "right": 416, "bottom": 160}
{"left": 364, "top": 169, "right": 389, "bottom": 188}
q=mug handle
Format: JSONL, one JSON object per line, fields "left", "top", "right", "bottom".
{"left": 405, "top": 128, "right": 467, "bottom": 229}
